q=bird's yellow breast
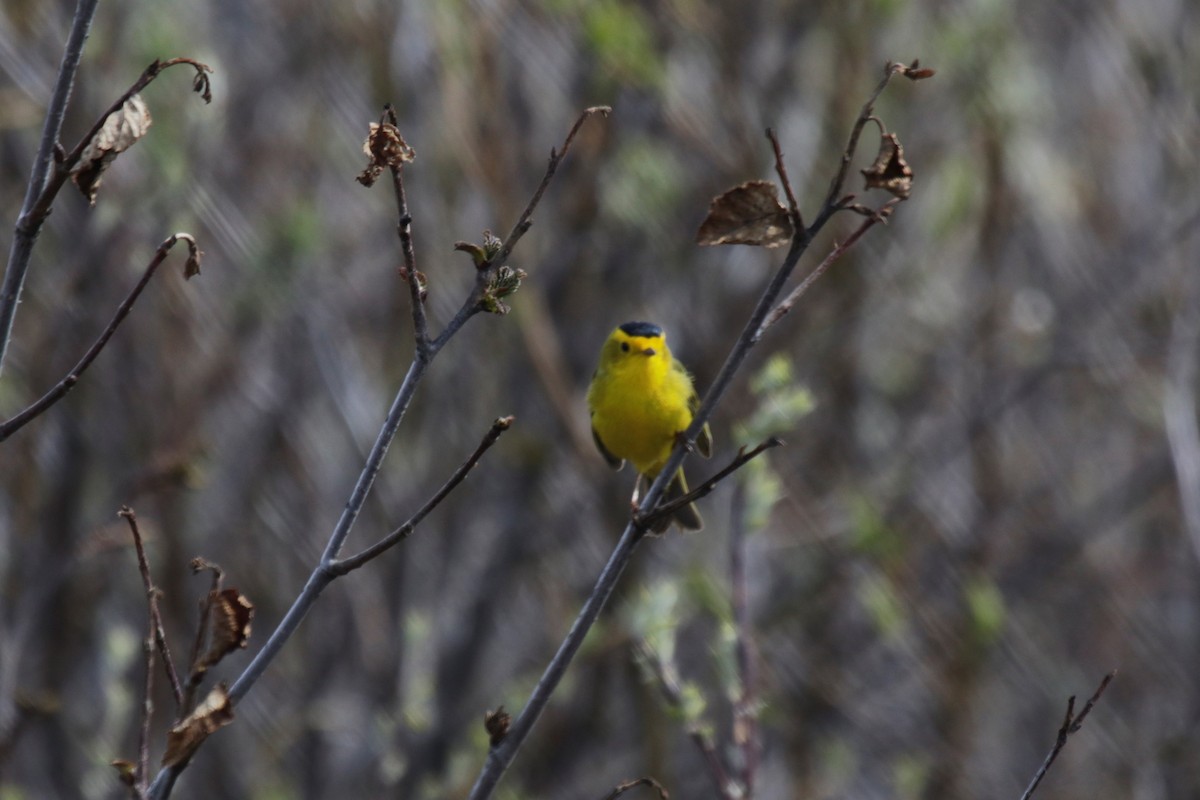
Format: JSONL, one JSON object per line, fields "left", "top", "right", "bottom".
{"left": 588, "top": 341, "right": 695, "bottom": 477}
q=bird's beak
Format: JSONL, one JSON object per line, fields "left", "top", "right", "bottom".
{"left": 641, "top": 347, "right": 656, "bottom": 356}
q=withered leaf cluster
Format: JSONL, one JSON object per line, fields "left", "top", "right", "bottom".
{"left": 72, "top": 94, "right": 153, "bottom": 206}
{"left": 357, "top": 122, "right": 416, "bottom": 187}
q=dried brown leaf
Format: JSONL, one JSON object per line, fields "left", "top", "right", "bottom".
{"left": 696, "top": 180, "right": 794, "bottom": 248}
{"left": 200, "top": 589, "right": 253, "bottom": 669}
{"left": 72, "top": 95, "right": 153, "bottom": 206}
{"left": 861, "top": 132, "right": 913, "bottom": 199}
{"left": 161, "top": 684, "right": 234, "bottom": 767}
{"left": 357, "top": 122, "right": 415, "bottom": 186}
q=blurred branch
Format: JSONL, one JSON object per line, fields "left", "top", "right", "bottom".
{"left": 729, "top": 483, "right": 758, "bottom": 796}
{"left": 635, "top": 642, "right": 736, "bottom": 800}
{"left": 330, "top": 415, "right": 515, "bottom": 575}
{"left": 601, "top": 776, "right": 670, "bottom": 800}
{"left": 637, "top": 437, "right": 782, "bottom": 532}
{"left": 0, "top": 0, "right": 99, "bottom": 374}
{"left": 180, "top": 559, "right": 224, "bottom": 715}
{"left": 1019, "top": 671, "right": 1116, "bottom": 800}
{"left": 118, "top": 507, "right": 184, "bottom": 709}
{"left": 1164, "top": 298, "right": 1200, "bottom": 561}
{"left": 0, "top": 234, "right": 201, "bottom": 443}
{"left": 0, "top": 55, "right": 211, "bottom": 373}
{"left": 468, "top": 62, "right": 928, "bottom": 799}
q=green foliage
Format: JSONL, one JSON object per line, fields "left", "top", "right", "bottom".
{"left": 965, "top": 575, "right": 1006, "bottom": 645}
{"left": 859, "top": 572, "right": 907, "bottom": 637}
{"left": 582, "top": 0, "right": 664, "bottom": 88}
{"left": 892, "top": 753, "right": 932, "bottom": 799}
{"left": 849, "top": 495, "right": 907, "bottom": 565}
{"left": 600, "top": 137, "right": 684, "bottom": 229}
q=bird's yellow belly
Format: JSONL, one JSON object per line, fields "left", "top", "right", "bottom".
{"left": 593, "top": 390, "right": 691, "bottom": 477}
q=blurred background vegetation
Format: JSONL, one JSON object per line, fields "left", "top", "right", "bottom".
{"left": 2, "top": 0, "right": 1199, "bottom": 797}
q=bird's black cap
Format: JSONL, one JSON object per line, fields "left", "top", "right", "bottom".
{"left": 619, "top": 321, "right": 663, "bottom": 338}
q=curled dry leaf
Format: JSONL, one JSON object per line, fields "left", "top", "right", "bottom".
{"left": 72, "top": 94, "right": 153, "bottom": 206}
{"left": 861, "top": 132, "right": 913, "bottom": 200}
{"left": 357, "top": 122, "right": 416, "bottom": 187}
{"left": 200, "top": 588, "right": 253, "bottom": 669}
{"left": 161, "top": 684, "right": 234, "bottom": 767}
{"left": 696, "top": 180, "right": 794, "bottom": 248}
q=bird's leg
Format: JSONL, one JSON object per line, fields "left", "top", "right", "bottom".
{"left": 674, "top": 430, "right": 694, "bottom": 454}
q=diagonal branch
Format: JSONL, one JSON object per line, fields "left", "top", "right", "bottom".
{"left": 1, "top": 56, "right": 211, "bottom": 374}
{"left": 330, "top": 416, "right": 515, "bottom": 575}
{"left": 754, "top": 197, "right": 901, "bottom": 342}
{"left": 1019, "top": 670, "right": 1117, "bottom": 800}
{"left": 429, "top": 106, "right": 609, "bottom": 356}
{"left": 118, "top": 507, "right": 184, "bottom": 709}
{"left": 636, "top": 437, "right": 783, "bottom": 531}
{"left": 0, "top": 234, "right": 201, "bottom": 443}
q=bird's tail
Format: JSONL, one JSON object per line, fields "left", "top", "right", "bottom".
{"left": 650, "top": 469, "right": 703, "bottom": 533}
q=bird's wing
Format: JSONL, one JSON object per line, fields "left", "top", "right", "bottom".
{"left": 591, "top": 423, "right": 625, "bottom": 470}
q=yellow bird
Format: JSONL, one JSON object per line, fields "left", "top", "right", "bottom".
{"left": 587, "top": 321, "right": 712, "bottom": 532}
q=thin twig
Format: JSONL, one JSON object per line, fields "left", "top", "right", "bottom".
{"left": 428, "top": 105, "right": 609, "bottom": 356}
{"left": 118, "top": 507, "right": 184, "bottom": 710}
{"left": 819, "top": 60, "right": 907, "bottom": 220}
{"left": 766, "top": 128, "right": 803, "bottom": 230}
{"left": 636, "top": 642, "right": 736, "bottom": 800}
{"left": 0, "top": 0, "right": 100, "bottom": 374}
{"left": 1019, "top": 671, "right": 1117, "bottom": 800}
{"left": 493, "top": 106, "right": 610, "bottom": 267}
{"left": 382, "top": 105, "right": 431, "bottom": 355}
{"left": 180, "top": 559, "right": 224, "bottom": 716}
{"left": 754, "top": 198, "right": 901, "bottom": 342}
{"left": 0, "top": 234, "right": 200, "bottom": 442}
{"left": 601, "top": 776, "right": 670, "bottom": 800}
{"left": 330, "top": 415, "right": 515, "bottom": 575}
{"left": 637, "top": 437, "right": 783, "bottom": 531}
{"left": 729, "top": 483, "right": 758, "bottom": 796}
{"left": 467, "top": 65, "right": 921, "bottom": 798}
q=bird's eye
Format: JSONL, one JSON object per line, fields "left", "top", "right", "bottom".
{"left": 620, "top": 342, "right": 629, "bottom": 352}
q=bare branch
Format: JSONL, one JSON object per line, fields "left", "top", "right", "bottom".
{"left": 1019, "top": 671, "right": 1117, "bottom": 800}
{"left": 180, "top": 559, "right": 225, "bottom": 716}
{"left": 754, "top": 198, "right": 901, "bottom": 342}
{"left": 600, "top": 777, "right": 670, "bottom": 800}
{"left": 330, "top": 415, "right": 515, "bottom": 575}
{"left": 379, "top": 105, "right": 432, "bottom": 355}
{"left": 0, "top": 0, "right": 100, "bottom": 374}
{"left": 493, "top": 106, "right": 610, "bottom": 267}
{"left": 119, "top": 508, "right": 184, "bottom": 712}
{"left": 766, "top": 127, "right": 803, "bottom": 230}
{"left": 0, "top": 234, "right": 201, "bottom": 443}
{"left": 637, "top": 438, "right": 783, "bottom": 531}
